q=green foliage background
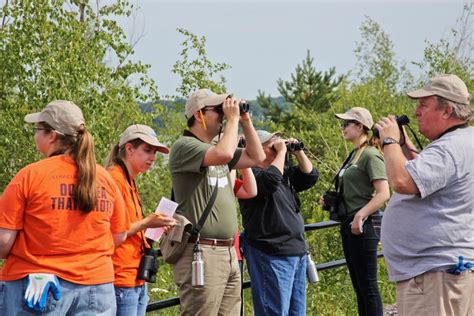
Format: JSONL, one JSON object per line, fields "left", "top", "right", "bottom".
{"left": 1, "top": 1, "right": 473, "bottom": 315}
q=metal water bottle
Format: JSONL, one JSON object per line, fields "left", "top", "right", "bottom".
{"left": 191, "top": 244, "right": 205, "bottom": 287}
{"left": 307, "top": 253, "right": 319, "bottom": 284}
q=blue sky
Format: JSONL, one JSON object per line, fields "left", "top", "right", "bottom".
{"left": 117, "top": 0, "right": 466, "bottom": 99}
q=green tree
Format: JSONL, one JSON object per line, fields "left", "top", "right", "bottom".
{"left": 259, "top": 18, "right": 421, "bottom": 315}
{"left": 0, "top": 0, "right": 163, "bottom": 191}
{"left": 354, "top": 17, "right": 414, "bottom": 93}
{"left": 413, "top": 1, "right": 473, "bottom": 90}
{"left": 257, "top": 50, "right": 342, "bottom": 126}
{"left": 0, "top": 1, "right": 181, "bottom": 308}
{"left": 171, "top": 28, "right": 231, "bottom": 98}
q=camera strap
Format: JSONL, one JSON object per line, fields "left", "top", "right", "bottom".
{"left": 436, "top": 122, "right": 469, "bottom": 140}
{"left": 332, "top": 149, "right": 355, "bottom": 193}
{"left": 117, "top": 159, "right": 150, "bottom": 253}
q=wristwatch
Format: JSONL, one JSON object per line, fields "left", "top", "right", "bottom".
{"left": 382, "top": 137, "right": 399, "bottom": 148}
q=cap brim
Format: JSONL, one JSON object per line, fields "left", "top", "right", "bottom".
{"left": 140, "top": 135, "right": 169, "bottom": 154}
{"left": 335, "top": 113, "right": 355, "bottom": 121}
{"left": 155, "top": 146, "right": 170, "bottom": 154}
{"left": 24, "top": 112, "right": 43, "bottom": 123}
{"left": 202, "top": 94, "right": 230, "bottom": 107}
{"left": 260, "top": 131, "right": 282, "bottom": 144}
{"left": 407, "top": 88, "right": 434, "bottom": 100}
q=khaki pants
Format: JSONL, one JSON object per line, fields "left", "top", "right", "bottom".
{"left": 173, "top": 243, "right": 241, "bottom": 316}
{"left": 397, "top": 270, "right": 474, "bottom": 316}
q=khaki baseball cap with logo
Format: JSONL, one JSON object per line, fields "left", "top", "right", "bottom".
{"left": 185, "top": 89, "right": 230, "bottom": 119}
{"left": 119, "top": 124, "right": 169, "bottom": 154}
{"left": 407, "top": 74, "right": 470, "bottom": 105}
{"left": 335, "top": 107, "right": 374, "bottom": 129}
{"left": 24, "top": 100, "right": 85, "bottom": 136}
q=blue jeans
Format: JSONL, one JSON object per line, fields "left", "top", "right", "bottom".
{"left": 340, "top": 214, "right": 383, "bottom": 316}
{"left": 115, "top": 284, "right": 148, "bottom": 316}
{"left": 0, "top": 277, "right": 116, "bottom": 315}
{"left": 242, "top": 239, "right": 307, "bottom": 316}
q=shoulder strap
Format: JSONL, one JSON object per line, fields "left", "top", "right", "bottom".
{"left": 191, "top": 177, "right": 219, "bottom": 236}
{"left": 170, "top": 173, "right": 219, "bottom": 236}
{"left": 332, "top": 150, "right": 355, "bottom": 193}
{"left": 171, "top": 132, "right": 221, "bottom": 236}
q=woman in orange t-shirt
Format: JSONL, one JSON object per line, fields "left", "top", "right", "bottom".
{"left": 105, "top": 124, "right": 176, "bottom": 316}
{"left": 0, "top": 100, "right": 129, "bottom": 315}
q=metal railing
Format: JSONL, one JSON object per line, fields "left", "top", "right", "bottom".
{"left": 146, "top": 220, "right": 383, "bottom": 312}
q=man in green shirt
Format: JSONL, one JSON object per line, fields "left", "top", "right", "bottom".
{"left": 169, "top": 89, "right": 264, "bottom": 315}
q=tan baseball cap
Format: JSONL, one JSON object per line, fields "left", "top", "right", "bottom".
{"left": 24, "top": 100, "right": 85, "bottom": 136}
{"left": 185, "top": 89, "right": 230, "bottom": 119}
{"left": 119, "top": 124, "right": 169, "bottom": 154}
{"left": 335, "top": 107, "right": 374, "bottom": 129}
{"left": 407, "top": 74, "right": 470, "bottom": 105}
{"left": 256, "top": 130, "right": 282, "bottom": 144}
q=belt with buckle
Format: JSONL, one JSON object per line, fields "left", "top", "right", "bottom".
{"left": 188, "top": 236, "right": 234, "bottom": 247}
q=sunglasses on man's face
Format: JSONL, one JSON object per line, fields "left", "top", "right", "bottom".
{"left": 202, "top": 105, "right": 224, "bottom": 115}
{"left": 340, "top": 120, "right": 359, "bottom": 128}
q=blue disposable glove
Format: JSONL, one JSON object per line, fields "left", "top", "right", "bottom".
{"left": 24, "top": 273, "right": 61, "bottom": 313}
{"left": 448, "top": 256, "right": 473, "bottom": 275}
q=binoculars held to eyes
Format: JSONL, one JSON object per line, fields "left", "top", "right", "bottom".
{"left": 238, "top": 137, "right": 246, "bottom": 148}
{"left": 372, "top": 115, "right": 409, "bottom": 138}
{"left": 214, "top": 102, "right": 249, "bottom": 115}
{"left": 286, "top": 141, "right": 304, "bottom": 152}
{"left": 239, "top": 102, "right": 250, "bottom": 114}
{"left": 272, "top": 140, "right": 305, "bottom": 152}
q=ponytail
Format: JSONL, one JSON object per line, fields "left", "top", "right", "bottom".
{"left": 368, "top": 134, "right": 383, "bottom": 156}
{"left": 39, "top": 122, "right": 97, "bottom": 213}
{"left": 104, "top": 143, "right": 121, "bottom": 169}
{"left": 71, "top": 126, "right": 97, "bottom": 213}
{"left": 361, "top": 125, "right": 383, "bottom": 156}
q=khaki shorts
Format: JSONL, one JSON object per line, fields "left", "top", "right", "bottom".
{"left": 396, "top": 270, "right": 474, "bottom": 316}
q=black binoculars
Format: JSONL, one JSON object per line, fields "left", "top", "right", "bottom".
{"left": 272, "top": 140, "right": 305, "bottom": 152}
{"left": 286, "top": 141, "right": 304, "bottom": 152}
{"left": 238, "top": 137, "right": 246, "bottom": 148}
{"left": 322, "top": 191, "right": 341, "bottom": 221}
{"left": 240, "top": 102, "right": 250, "bottom": 114}
{"left": 322, "top": 191, "right": 337, "bottom": 212}
{"left": 372, "top": 115, "right": 409, "bottom": 138}
{"left": 137, "top": 247, "right": 159, "bottom": 283}
{"left": 214, "top": 102, "right": 249, "bottom": 115}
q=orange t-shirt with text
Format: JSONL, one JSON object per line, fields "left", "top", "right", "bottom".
{"left": 108, "top": 165, "right": 148, "bottom": 287}
{"left": 0, "top": 155, "right": 129, "bottom": 285}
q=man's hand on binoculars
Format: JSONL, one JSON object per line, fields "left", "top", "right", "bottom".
{"left": 375, "top": 116, "right": 401, "bottom": 142}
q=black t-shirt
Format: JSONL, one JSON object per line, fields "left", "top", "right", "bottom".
{"left": 239, "top": 165, "right": 319, "bottom": 256}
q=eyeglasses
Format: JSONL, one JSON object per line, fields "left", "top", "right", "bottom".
{"left": 340, "top": 120, "right": 358, "bottom": 128}
{"left": 202, "top": 106, "right": 224, "bottom": 115}
{"left": 33, "top": 127, "right": 52, "bottom": 133}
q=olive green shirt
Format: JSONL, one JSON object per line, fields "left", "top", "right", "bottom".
{"left": 169, "top": 135, "right": 241, "bottom": 239}
{"left": 340, "top": 146, "right": 387, "bottom": 216}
